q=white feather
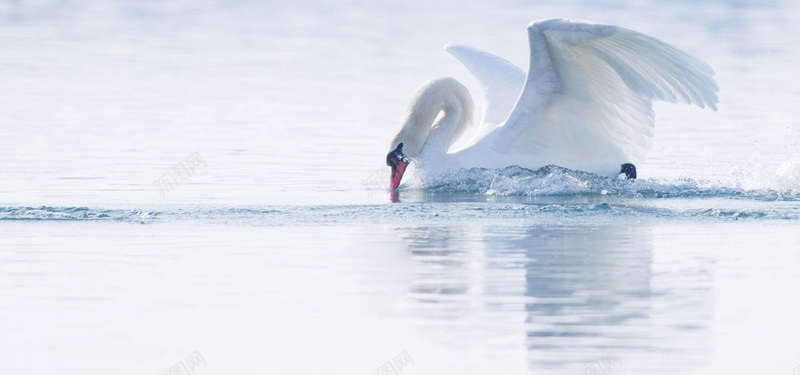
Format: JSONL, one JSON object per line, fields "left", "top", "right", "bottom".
{"left": 444, "top": 44, "right": 526, "bottom": 130}
{"left": 491, "top": 19, "right": 719, "bottom": 174}
{"left": 388, "top": 18, "right": 719, "bottom": 181}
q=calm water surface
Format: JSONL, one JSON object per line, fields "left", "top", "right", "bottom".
{"left": 1, "top": 1, "right": 800, "bottom": 374}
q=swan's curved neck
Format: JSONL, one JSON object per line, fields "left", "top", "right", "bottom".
{"left": 390, "top": 78, "right": 474, "bottom": 158}
{"left": 421, "top": 95, "right": 471, "bottom": 158}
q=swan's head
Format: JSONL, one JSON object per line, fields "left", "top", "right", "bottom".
{"left": 386, "top": 142, "right": 409, "bottom": 190}
{"left": 385, "top": 89, "right": 431, "bottom": 190}
{"left": 386, "top": 77, "right": 473, "bottom": 190}
{"left": 386, "top": 114, "right": 428, "bottom": 190}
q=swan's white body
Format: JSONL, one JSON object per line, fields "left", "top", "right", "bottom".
{"left": 388, "top": 19, "right": 719, "bottom": 185}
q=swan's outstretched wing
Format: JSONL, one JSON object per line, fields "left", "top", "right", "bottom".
{"left": 495, "top": 19, "right": 719, "bottom": 171}
{"left": 445, "top": 44, "right": 526, "bottom": 129}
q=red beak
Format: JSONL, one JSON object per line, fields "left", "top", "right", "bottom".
{"left": 389, "top": 159, "right": 408, "bottom": 191}
{"left": 387, "top": 142, "right": 408, "bottom": 191}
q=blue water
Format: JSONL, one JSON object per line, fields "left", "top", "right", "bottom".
{"left": 2, "top": 1, "right": 800, "bottom": 374}
{"left": 3, "top": 173, "right": 800, "bottom": 225}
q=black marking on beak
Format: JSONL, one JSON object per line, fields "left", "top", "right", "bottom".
{"left": 386, "top": 143, "right": 408, "bottom": 166}
{"left": 620, "top": 163, "right": 637, "bottom": 180}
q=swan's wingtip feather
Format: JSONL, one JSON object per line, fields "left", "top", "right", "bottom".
{"left": 528, "top": 18, "right": 613, "bottom": 30}
{"left": 527, "top": 18, "right": 568, "bottom": 28}
{"left": 443, "top": 43, "right": 474, "bottom": 55}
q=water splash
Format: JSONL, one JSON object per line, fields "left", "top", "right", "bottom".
{"left": 406, "top": 165, "right": 800, "bottom": 200}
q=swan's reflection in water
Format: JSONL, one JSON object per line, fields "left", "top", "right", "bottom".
{"left": 396, "top": 224, "right": 714, "bottom": 374}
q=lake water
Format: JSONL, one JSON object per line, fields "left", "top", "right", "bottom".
{"left": 1, "top": 0, "right": 800, "bottom": 374}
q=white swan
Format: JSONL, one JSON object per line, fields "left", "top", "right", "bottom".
{"left": 386, "top": 18, "right": 719, "bottom": 190}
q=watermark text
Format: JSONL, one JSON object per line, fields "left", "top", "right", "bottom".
{"left": 154, "top": 151, "right": 207, "bottom": 197}
{"left": 581, "top": 351, "right": 622, "bottom": 375}
{"left": 164, "top": 350, "right": 207, "bottom": 375}
{"left": 371, "top": 350, "right": 415, "bottom": 375}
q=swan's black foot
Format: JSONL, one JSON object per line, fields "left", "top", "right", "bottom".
{"left": 620, "top": 163, "right": 637, "bottom": 180}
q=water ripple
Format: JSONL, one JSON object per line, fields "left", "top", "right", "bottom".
{"left": 1, "top": 200, "right": 798, "bottom": 225}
